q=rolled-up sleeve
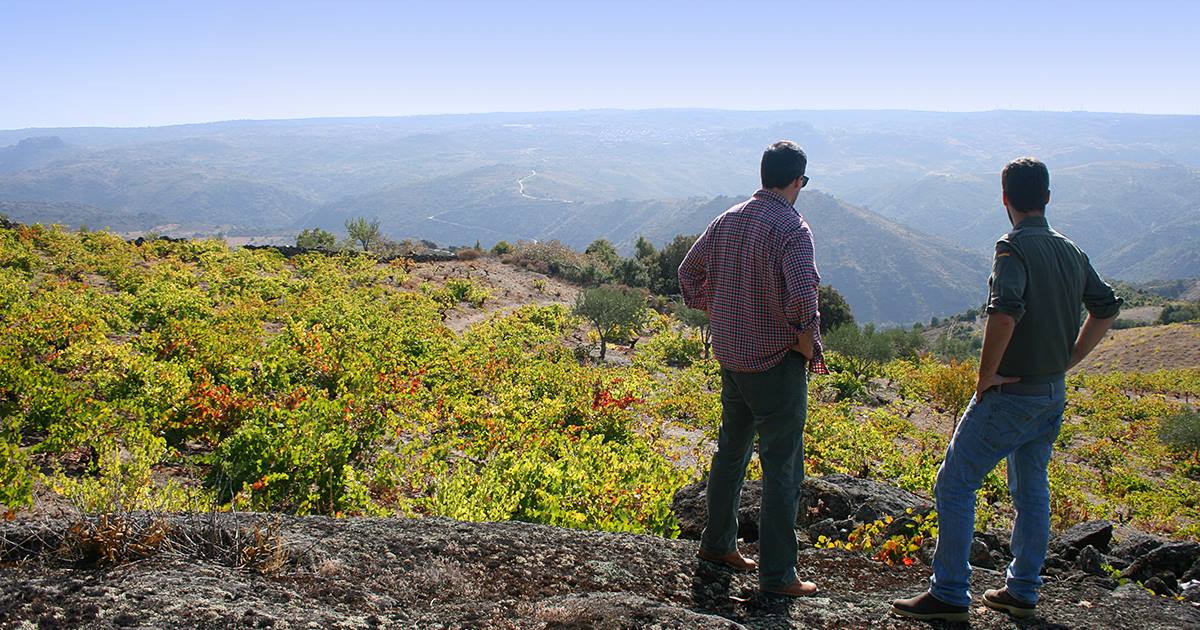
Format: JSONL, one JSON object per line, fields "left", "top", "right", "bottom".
{"left": 1082, "top": 254, "right": 1123, "bottom": 319}
{"left": 678, "top": 227, "right": 710, "bottom": 311}
{"left": 986, "top": 240, "right": 1027, "bottom": 321}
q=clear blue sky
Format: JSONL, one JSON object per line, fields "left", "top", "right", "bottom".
{"left": 3, "top": 0, "right": 1198, "bottom": 129}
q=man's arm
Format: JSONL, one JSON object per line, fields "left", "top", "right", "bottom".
{"left": 1067, "top": 313, "right": 1117, "bottom": 370}
{"left": 977, "top": 312, "right": 1021, "bottom": 398}
{"left": 678, "top": 228, "right": 711, "bottom": 312}
{"left": 1068, "top": 254, "right": 1122, "bottom": 370}
{"left": 781, "top": 227, "right": 820, "bottom": 333}
{"left": 978, "top": 239, "right": 1025, "bottom": 398}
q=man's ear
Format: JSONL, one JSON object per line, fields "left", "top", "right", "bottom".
{"left": 1002, "top": 191, "right": 1010, "bottom": 209}
{"left": 1044, "top": 190, "right": 1051, "bottom": 206}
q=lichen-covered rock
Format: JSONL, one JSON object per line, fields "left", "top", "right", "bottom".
{"left": 2, "top": 511, "right": 1196, "bottom": 628}
{"left": 1122, "top": 541, "right": 1200, "bottom": 583}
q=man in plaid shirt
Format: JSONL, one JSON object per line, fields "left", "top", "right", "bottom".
{"left": 679, "top": 140, "right": 826, "bottom": 598}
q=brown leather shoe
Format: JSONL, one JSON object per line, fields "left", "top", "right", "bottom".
{"left": 983, "top": 587, "right": 1036, "bottom": 618}
{"left": 763, "top": 578, "right": 819, "bottom": 598}
{"left": 696, "top": 548, "right": 758, "bottom": 571}
{"left": 890, "top": 591, "right": 969, "bottom": 622}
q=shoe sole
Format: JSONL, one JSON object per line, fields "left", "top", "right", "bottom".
{"left": 983, "top": 596, "right": 1036, "bottom": 619}
{"left": 763, "top": 587, "right": 819, "bottom": 598}
{"left": 890, "top": 605, "right": 969, "bottom": 622}
{"left": 696, "top": 554, "right": 756, "bottom": 572}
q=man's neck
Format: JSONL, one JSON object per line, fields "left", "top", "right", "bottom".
{"left": 765, "top": 186, "right": 798, "bottom": 206}
{"left": 1007, "top": 209, "right": 1046, "bottom": 227}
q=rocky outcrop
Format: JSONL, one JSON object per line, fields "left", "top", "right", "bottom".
{"left": 1053, "top": 520, "right": 1114, "bottom": 555}
{"left": 1, "top": 512, "right": 1196, "bottom": 629}
{"left": 675, "top": 473, "right": 1200, "bottom": 602}
{"left": 671, "top": 474, "right": 933, "bottom": 543}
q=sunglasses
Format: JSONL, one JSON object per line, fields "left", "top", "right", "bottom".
{"left": 799, "top": 175, "right": 810, "bottom": 189}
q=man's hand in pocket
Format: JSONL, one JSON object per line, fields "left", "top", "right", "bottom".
{"left": 790, "top": 328, "right": 814, "bottom": 360}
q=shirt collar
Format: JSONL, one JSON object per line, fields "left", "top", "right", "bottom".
{"left": 1015, "top": 214, "right": 1050, "bottom": 229}
{"left": 753, "top": 188, "right": 795, "bottom": 210}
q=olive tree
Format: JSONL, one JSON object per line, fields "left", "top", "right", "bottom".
{"left": 674, "top": 302, "right": 712, "bottom": 359}
{"left": 296, "top": 227, "right": 336, "bottom": 250}
{"left": 574, "top": 286, "right": 647, "bottom": 360}
{"left": 345, "top": 217, "right": 382, "bottom": 252}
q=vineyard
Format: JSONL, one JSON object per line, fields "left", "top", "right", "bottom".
{"left": 2, "top": 224, "right": 1199, "bottom": 548}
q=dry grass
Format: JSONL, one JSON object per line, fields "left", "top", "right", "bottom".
{"left": 1, "top": 511, "right": 289, "bottom": 575}
{"left": 1073, "top": 322, "right": 1200, "bottom": 374}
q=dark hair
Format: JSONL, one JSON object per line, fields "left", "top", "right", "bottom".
{"left": 761, "top": 141, "right": 807, "bottom": 189}
{"left": 1002, "top": 157, "right": 1050, "bottom": 213}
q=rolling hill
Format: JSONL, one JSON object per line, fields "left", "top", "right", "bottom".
{"left": 2, "top": 109, "right": 1197, "bottom": 319}
{"left": 868, "top": 161, "right": 1200, "bottom": 281}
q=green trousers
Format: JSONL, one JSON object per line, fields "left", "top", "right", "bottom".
{"left": 700, "top": 351, "right": 808, "bottom": 589}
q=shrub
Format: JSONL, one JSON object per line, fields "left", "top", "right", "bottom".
{"left": 636, "top": 329, "right": 703, "bottom": 369}
{"left": 0, "top": 436, "right": 34, "bottom": 513}
{"left": 421, "top": 278, "right": 491, "bottom": 309}
{"left": 490, "top": 240, "right": 512, "bottom": 256}
{"left": 1159, "top": 302, "right": 1200, "bottom": 324}
{"left": 1160, "top": 409, "right": 1200, "bottom": 455}
{"left": 211, "top": 395, "right": 382, "bottom": 515}
{"left": 824, "top": 323, "right": 924, "bottom": 364}
{"left": 673, "top": 302, "right": 711, "bottom": 359}
{"left": 296, "top": 228, "right": 336, "bottom": 250}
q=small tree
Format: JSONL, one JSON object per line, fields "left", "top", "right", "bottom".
{"left": 345, "top": 217, "right": 382, "bottom": 252}
{"left": 818, "top": 285, "right": 854, "bottom": 334}
{"left": 585, "top": 239, "right": 621, "bottom": 269}
{"left": 574, "top": 286, "right": 647, "bottom": 360}
{"left": 296, "top": 227, "right": 336, "bottom": 250}
{"left": 654, "top": 233, "right": 698, "bottom": 295}
{"left": 615, "top": 258, "right": 650, "bottom": 288}
{"left": 674, "top": 302, "right": 712, "bottom": 359}
{"left": 634, "top": 235, "right": 657, "bottom": 261}
{"left": 491, "top": 240, "right": 513, "bottom": 256}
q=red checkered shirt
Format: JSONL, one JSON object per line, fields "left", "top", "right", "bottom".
{"left": 678, "top": 189, "right": 827, "bottom": 374}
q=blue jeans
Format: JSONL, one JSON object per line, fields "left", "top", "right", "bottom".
{"left": 701, "top": 352, "right": 808, "bottom": 589}
{"left": 929, "top": 379, "right": 1066, "bottom": 607}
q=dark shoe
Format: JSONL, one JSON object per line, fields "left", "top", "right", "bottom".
{"left": 697, "top": 548, "right": 758, "bottom": 572}
{"left": 891, "top": 591, "right": 969, "bottom": 622}
{"left": 983, "top": 587, "right": 1036, "bottom": 618}
{"left": 763, "top": 578, "right": 819, "bottom": 598}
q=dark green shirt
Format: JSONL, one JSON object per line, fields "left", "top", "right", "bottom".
{"left": 986, "top": 215, "right": 1123, "bottom": 383}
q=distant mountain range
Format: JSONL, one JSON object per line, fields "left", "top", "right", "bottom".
{"left": 2, "top": 109, "right": 1197, "bottom": 321}
{"left": 867, "top": 161, "right": 1200, "bottom": 282}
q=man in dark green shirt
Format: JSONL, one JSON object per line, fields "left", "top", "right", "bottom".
{"left": 893, "top": 157, "right": 1122, "bottom": 622}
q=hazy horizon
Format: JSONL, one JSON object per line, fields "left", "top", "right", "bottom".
{"left": 6, "top": 105, "right": 1200, "bottom": 133}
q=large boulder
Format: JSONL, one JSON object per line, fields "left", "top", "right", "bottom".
{"left": 1121, "top": 541, "right": 1200, "bottom": 583}
{"left": 798, "top": 474, "right": 932, "bottom": 525}
{"left": 1052, "top": 520, "right": 1113, "bottom": 555}
{"left": 671, "top": 480, "right": 761, "bottom": 542}
{"left": 1110, "top": 527, "right": 1167, "bottom": 561}
{"left": 671, "top": 475, "right": 932, "bottom": 542}
{"left": 1076, "top": 545, "right": 1108, "bottom": 578}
